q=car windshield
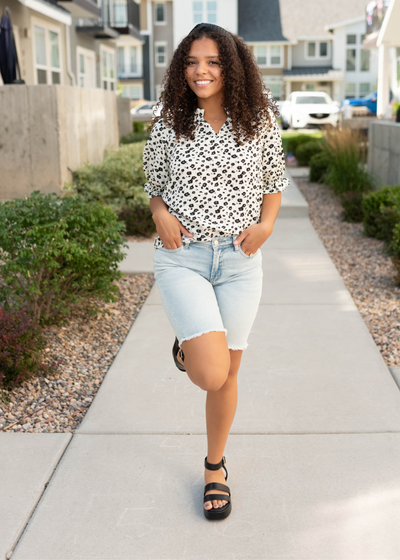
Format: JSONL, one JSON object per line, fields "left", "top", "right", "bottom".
{"left": 295, "top": 96, "right": 328, "bottom": 104}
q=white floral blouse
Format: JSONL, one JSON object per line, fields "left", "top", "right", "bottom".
{"left": 143, "top": 107, "right": 289, "bottom": 249}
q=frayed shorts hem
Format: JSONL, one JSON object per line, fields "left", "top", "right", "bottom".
{"left": 178, "top": 329, "right": 248, "bottom": 351}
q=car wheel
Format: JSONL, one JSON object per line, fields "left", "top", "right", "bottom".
{"left": 281, "top": 120, "right": 289, "bottom": 130}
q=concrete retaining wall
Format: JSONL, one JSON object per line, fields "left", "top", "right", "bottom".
{"left": 368, "top": 120, "right": 400, "bottom": 187}
{"left": 117, "top": 97, "right": 132, "bottom": 140}
{"left": 0, "top": 85, "right": 130, "bottom": 200}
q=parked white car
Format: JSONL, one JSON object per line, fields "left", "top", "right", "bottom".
{"left": 280, "top": 92, "right": 340, "bottom": 130}
{"left": 130, "top": 102, "right": 162, "bottom": 118}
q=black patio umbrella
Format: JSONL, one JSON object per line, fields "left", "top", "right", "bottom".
{"left": 0, "top": 7, "right": 25, "bottom": 84}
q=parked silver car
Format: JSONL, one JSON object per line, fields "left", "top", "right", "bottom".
{"left": 280, "top": 91, "right": 340, "bottom": 130}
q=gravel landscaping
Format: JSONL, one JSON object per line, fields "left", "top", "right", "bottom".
{"left": 0, "top": 274, "right": 154, "bottom": 433}
{"left": 296, "top": 176, "right": 400, "bottom": 368}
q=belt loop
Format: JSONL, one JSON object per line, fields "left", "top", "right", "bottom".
{"left": 233, "top": 235, "right": 240, "bottom": 251}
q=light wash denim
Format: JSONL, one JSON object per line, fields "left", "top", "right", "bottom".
{"left": 153, "top": 236, "right": 263, "bottom": 351}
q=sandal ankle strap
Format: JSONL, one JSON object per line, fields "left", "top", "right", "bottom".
{"left": 204, "top": 455, "right": 228, "bottom": 480}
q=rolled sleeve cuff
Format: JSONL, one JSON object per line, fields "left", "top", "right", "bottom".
{"left": 263, "top": 176, "right": 290, "bottom": 195}
{"left": 144, "top": 182, "right": 164, "bottom": 199}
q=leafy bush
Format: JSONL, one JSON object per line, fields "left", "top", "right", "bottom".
{"left": 295, "top": 140, "right": 323, "bottom": 166}
{"left": 309, "top": 151, "right": 330, "bottom": 183}
{"left": 390, "top": 223, "right": 400, "bottom": 284}
{"left": 322, "top": 128, "right": 375, "bottom": 196}
{"left": 118, "top": 205, "right": 156, "bottom": 237}
{"left": 362, "top": 185, "right": 400, "bottom": 239}
{"left": 0, "top": 309, "right": 47, "bottom": 389}
{"left": 0, "top": 192, "right": 127, "bottom": 324}
{"left": 64, "top": 142, "right": 148, "bottom": 215}
{"left": 340, "top": 191, "right": 365, "bottom": 222}
{"left": 120, "top": 132, "right": 151, "bottom": 145}
{"left": 286, "top": 134, "right": 317, "bottom": 156}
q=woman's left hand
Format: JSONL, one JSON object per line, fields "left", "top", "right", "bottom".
{"left": 233, "top": 222, "right": 273, "bottom": 256}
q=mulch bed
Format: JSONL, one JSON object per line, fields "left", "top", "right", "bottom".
{"left": 0, "top": 274, "right": 155, "bottom": 433}
{"left": 295, "top": 176, "right": 400, "bottom": 368}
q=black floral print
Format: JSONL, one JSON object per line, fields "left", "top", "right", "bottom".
{"left": 143, "top": 107, "right": 289, "bottom": 249}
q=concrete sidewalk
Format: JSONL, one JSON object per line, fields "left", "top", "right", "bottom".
{"left": 2, "top": 171, "right": 400, "bottom": 560}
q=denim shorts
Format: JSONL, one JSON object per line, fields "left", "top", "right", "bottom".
{"left": 153, "top": 236, "right": 263, "bottom": 351}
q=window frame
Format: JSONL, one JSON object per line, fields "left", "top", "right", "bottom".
{"left": 304, "top": 40, "right": 330, "bottom": 61}
{"left": 154, "top": 2, "right": 166, "bottom": 25}
{"left": 346, "top": 48, "right": 357, "bottom": 72}
{"left": 76, "top": 46, "right": 96, "bottom": 88}
{"left": 192, "top": 1, "right": 218, "bottom": 25}
{"left": 254, "top": 44, "right": 283, "bottom": 68}
{"left": 31, "top": 17, "right": 63, "bottom": 85}
{"left": 99, "top": 44, "right": 116, "bottom": 91}
{"left": 155, "top": 41, "right": 167, "bottom": 67}
{"left": 121, "top": 83, "right": 143, "bottom": 100}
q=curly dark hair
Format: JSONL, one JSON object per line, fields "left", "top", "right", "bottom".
{"left": 150, "top": 23, "right": 279, "bottom": 146}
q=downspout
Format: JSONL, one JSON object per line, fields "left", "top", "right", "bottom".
{"left": 66, "top": 21, "right": 76, "bottom": 86}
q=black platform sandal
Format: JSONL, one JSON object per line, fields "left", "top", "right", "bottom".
{"left": 203, "top": 456, "right": 232, "bottom": 520}
{"left": 172, "top": 337, "right": 186, "bottom": 372}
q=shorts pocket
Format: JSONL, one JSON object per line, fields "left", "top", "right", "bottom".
{"left": 238, "top": 246, "right": 260, "bottom": 259}
{"left": 158, "top": 245, "right": 184, "bottom": 253}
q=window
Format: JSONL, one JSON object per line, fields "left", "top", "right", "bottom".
{"left": 33, "top": 22, "right": 61, "bottom": 85}
{"left": 305, "top": 83, "right": 315, "bottom": 91}
{"left": 319, "top": 42, "right": 328, "bottom": 57}
{"left": 254, "top": 45, "right": 282, "bottom": 68}
{"left": 295, "top": 95, "right": 327, "bottom": 104}
{"left": 193, "top": 1, "right": 217, "bottom": 25}
{"left": 130, "top": 46, "right": 138, "bottom": 74}
{"left": 345, "top": 83, "right": 356, "bottom": 98}
{"left": 117, "top": 46, "right": 124, "bottom": 75}
{"left": 193, "top": 1, "right": 202, "bottom": 24}
{"left": 263, "top": 79, "right": 282, "bottom": 100}
{"left": 77, "top": 46, "right": 95, "bottom": 88}
{"left": 114, "top": 0, "right": 127, "bottom": 25}
{"left": 360, "top": 49, "right": 370, "bottom": 71}
{"left": 270, "top": 45, "right": 282, "bottom": 66}
{"left": 305, "top": 41, "right": 329, "bottom": 60}
{"left": 346, "top": 49, "right": 356, "bottom": 71}
{"left": 155, "top": 3, "right": 166, "bottom": 24}
{"left": 100, "top": 46, "right": 116, "bottom": 90}
{"left": 255, "top": 45, "right": 267, "bottom": 66}
{"left": 346, "top": 34, "right": 357, "bottom": 45}
{"left": 307, "top": 42, "right": 316, "bottom": 57}
{"left": 207, "top": 1, "right": 217, "bottom": 23}
{"left": 359, "top": 83, "right": 370, "bottom": 96}
{"left": 121, "top": 84, "right": 143, "bottom": 100}
{"left": 155, "top": 42, "right": 167, "bottom": 67}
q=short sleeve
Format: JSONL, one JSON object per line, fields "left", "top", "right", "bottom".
{"left": 143, "top": 119, "right": 170, "bottom": 199}
{"left": 261, "top": 113, "right": 290, "bottom": 195}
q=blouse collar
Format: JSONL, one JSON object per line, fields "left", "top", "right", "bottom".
{"left": 195, "top": 106, "right": 231, "bottom": 121}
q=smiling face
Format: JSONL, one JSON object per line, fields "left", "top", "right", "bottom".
{"left": 185, "top": 37, "right": 224, "bottom": 102}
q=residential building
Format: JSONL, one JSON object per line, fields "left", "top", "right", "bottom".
{"left": 238, "top": 0, "right": 288, "bottom": 100}
{"left": 279, "top": 0, "right": 377, "bottom": 101}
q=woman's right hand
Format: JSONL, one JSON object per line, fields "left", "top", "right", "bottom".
{"left": 152, "top": 207, "right": 193, "bottom": 249}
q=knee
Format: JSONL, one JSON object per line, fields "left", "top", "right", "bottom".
{"left": 192, "top": 361, "right": 230, "bottom": 392}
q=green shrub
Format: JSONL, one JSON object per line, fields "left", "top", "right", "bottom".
{"left": 362, "top": 185, "right": 400, "bottom": 239}
{"left": 120, "top": 131, "right": 150, "bottom": 145}
{"left": 0, "top": 192, "right": 127, "bottom": 324}
{"left": 0, "top": 309, "right": 47, "bottom": 389}
{"left": 309, "top": 151, "right": 330, "bottom": 183}
{"left": 322, "top": 128, "right": 375, "bottom": 196}
{"left": 118, "top": 205, "right": 156, "bottom": 237}
{"left": 340, "top": 191, "right": 365, "bottom": 222}
{"left": 286, "top": 134, "right": 316, "bottom": 156}
{"left": 295, "top": 140, "right": 323, "bottom": 166}
{"left": 64, "top": 142, "right": 148, "bottom": 215}
{"left": 390, "top": 223, "right": 400, "bottom": 285}
{"left": 133, "top": 121, "right": 145, "bottom": 133}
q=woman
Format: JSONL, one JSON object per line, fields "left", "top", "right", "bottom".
{"left": 143, "top": 22, "right": 289, "bottom": 521}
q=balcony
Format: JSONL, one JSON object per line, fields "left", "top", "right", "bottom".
{"left": 76, "top": 18, "right": 119, "bottom": 39}
{"left": 108, "top": 0, "right": 142, "bottom": 40}
{"left": 57, "top": 0, "right": 101, "bottom": 19}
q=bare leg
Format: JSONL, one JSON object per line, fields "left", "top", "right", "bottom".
{"left": 175, "top": 334, "right": 242, "bottom": 511}
{"left": 204, "top": 349, "right": 242, "bottom": 510}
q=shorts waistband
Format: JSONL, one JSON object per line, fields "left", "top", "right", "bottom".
{"left": 185, "top": 236, "right": 240, "bottom": 249}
